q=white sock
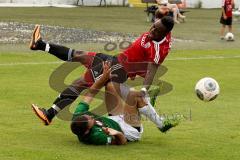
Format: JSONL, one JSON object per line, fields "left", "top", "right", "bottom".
{"left": 51, "top": 104, "right": 61, "bottom": 113}
{"left": 138, "top": 100, "right": 164, "bottom": 128}
{"left": 45, "top": 43, "right": 50, "bottom": 52}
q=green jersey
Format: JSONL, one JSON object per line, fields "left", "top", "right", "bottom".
{"left": 73, "top": 102, "right": 122, "bottom": 145}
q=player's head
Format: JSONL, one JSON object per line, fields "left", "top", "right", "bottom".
{"left": 71, "top": 115, "right": 95, "bottom": 137}
{"left": 149, "top": 16, "right": 174, "bottom": 42}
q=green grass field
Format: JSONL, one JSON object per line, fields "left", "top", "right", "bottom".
{"left": 0, "top": 7, "right": 240, "bottom": 160}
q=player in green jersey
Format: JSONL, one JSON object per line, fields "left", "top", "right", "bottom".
{"left": 71, "top": 62, "right": 182, "bottom": 145}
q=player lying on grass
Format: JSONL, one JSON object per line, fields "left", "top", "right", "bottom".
{"left": 70, "top": 62, "right": 181, "bottom": 145}
{"left": 30, "top": 14, "right": 174, "bottom": 126}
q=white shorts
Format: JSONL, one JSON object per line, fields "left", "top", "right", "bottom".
{"left": 108, "top": 115, "right": 143, "bottom": 142}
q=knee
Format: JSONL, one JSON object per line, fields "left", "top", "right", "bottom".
{"left": 73, "top": 50, "right": 84, "bottom": 57}
{"left": 136, "top": 96, "right": 146, "bottom": 107}
{"left": 72, "top": 50, "right": 87, "bottom": 62}
{"left": 127, "top": 89, "right": 141, "bottom": 99}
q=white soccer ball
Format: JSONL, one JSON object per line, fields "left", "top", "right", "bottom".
{"left": 225, "top": 32, "right": 234, "bottom": 41}
{"left": 195, "top": 77, "right": 220, "bottom": 101}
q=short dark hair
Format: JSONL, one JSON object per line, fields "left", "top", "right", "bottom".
{"left": 161, "top": 16, "right": 174, "bottom": 33}
{"left": 71, "top": 115, "right": 89, "bottom": 137}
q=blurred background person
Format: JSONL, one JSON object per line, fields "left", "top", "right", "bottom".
{"left": 220, "top": 0, "right": 235, "bottom": 39}
{"left": 156, "top": 0, "right": 186, "bottom": 24}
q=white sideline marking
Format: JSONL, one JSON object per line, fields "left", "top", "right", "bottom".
{"left": 0, "top": 55, "right": 240, "bottom": 66}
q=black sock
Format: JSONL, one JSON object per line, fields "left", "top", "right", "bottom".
{"left": 47, "top": 86, "right": 84, "bottom": 120}
{"left": 36, "top": 40, "right": 47, "bottom": 51}
{"left": 48, "top": 43, "right": 74, "bottom": 61}
{"left": 47, "top": 108, "right": 57, "bottom": 120}
{"left": 36, "top": 40, "right": 74, "bottom": 61}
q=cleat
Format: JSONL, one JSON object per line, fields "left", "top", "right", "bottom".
{"left": 158, "top": 113, "right": 183, "bottom": 133}
{"left": 31, "top": 104, "right": 51, "bottom": 125}
{"left": 29, "top": 25, "right": 42, "bottom": 50}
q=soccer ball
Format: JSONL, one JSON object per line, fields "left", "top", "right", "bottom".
{"left": 225, "top": 32, "right": 234, "bottom": 41}
{"left": 195, "top": 77, "right": 220, "bottom": 101}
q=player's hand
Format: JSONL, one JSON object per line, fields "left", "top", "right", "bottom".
{"left": 223, "top": 15, "right": 227, "bottom": 20}
{"left": 100, "top": 61, "right": 111, "bottom": 83}
{"left": 102, "top": 61, "right": 111, "bottom": 80}
{"left": 100, "top": 61, "right": 118, "bottom": 83}
{"left": 105, "top": 127, "right": 120, "bottom": 136}
{"left": 102, "top": 127, "right": 110, "bottom": 135}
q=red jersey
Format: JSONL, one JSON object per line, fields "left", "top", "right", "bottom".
{"left": 117, "top": 32, "right": 172, "bottom": 78}
{"left": 222, "top": 0, "right": 233, "bottom": 17}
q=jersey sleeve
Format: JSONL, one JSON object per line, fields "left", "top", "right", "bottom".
{"left": 73, "top": 101, "right": 89, "bottom": 119}
{"left": 89, "top": 129, "right": 113, "bottom": 145}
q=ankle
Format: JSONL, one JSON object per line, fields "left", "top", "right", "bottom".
{"left": 36, "top": 39, "right": 47, "bottom": 51}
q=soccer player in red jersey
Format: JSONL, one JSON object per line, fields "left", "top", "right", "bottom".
{"left": 220, "top": 0, "right": 235, "bottom": 39}
{"left": 30, "top": 15, "right": 174, "bottom": 125}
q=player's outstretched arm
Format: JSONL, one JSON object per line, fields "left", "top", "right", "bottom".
{"left": 83, "top": 62, "right": 112, "bottom": 104}
{"left": 142, "top": 63, "right": 159, "bottom": 91}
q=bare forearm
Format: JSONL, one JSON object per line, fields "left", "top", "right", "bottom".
{"left": 143, "top": 73, "right": 155, "bottom": 90}
{"left": 83, "top": 62, "right": 111, "bottom": 104}
{"left": 112, "top": 132, "right": 127, "bottom": 145}
{"left": 83, "top": 80, "right": 105, "bottom": 103}
{"left": 143, "top": 64, "right": 158, "bottom": 90}
{"left": 222, "top": 7, "right": 226, "bottom": 16}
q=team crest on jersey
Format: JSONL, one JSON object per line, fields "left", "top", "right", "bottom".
{"left": 141, "top": 33, "right": 151, "bottom": 48}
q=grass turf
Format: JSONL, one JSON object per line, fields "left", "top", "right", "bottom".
{"left": 0, "top": 6, "right": 240, "bottom": 160}
{"left": 0, "top": 50, "right": 240, "bottom": 160}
